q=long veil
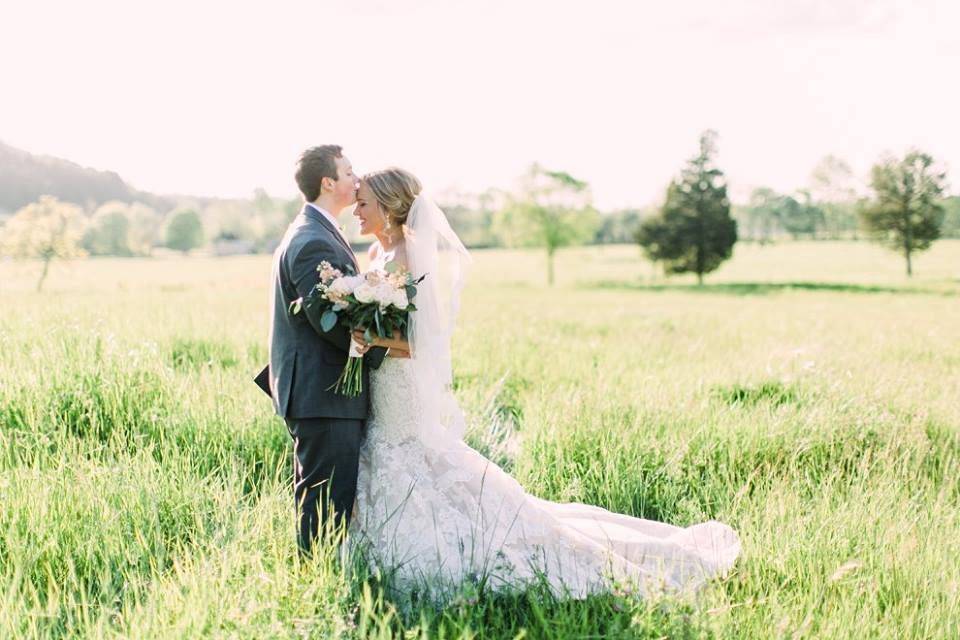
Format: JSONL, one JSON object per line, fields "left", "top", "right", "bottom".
{"left": 404, "top": 192, "right": 472, "bottom": 450}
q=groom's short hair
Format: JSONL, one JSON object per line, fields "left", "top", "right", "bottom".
{"left": 295, "top": 145, "right": 343, "bottom": 202}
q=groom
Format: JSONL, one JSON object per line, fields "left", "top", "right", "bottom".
{"left": 262, "top": 145, "right": 387, "bottom": 554}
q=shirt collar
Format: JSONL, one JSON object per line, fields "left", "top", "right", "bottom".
{"left": 305, "top": 202, "right": 341, "bottom": 231}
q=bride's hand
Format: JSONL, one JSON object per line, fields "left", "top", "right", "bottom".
{"left": 352, "top": 328, "right": 409, "bottom": 352}
{"left": 351, "top": 328, "right": 390, "bottom": 349}
{"left": 352, "top": 329, "right": 373, "bottom": 351}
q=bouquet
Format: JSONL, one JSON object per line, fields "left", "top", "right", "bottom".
{"left": 289, "top": 260, "right": 424, "bottom": 396}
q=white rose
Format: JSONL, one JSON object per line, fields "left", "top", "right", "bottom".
{"left": 344, "top": 274, "right": 365, "bottom": 289}
{"left": 391, "top": 289, "right": 409, "bottom": 309}
{"left": 354, "top": 283, "right": 375, "bottom": 303}
{"left": 328, "top": 277, "right": 352, "bottom": 296}
{"left": 373, "top": 284, "right": 395, "bottom": 304}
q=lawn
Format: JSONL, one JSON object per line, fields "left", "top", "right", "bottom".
{"left": 1, "top": 240, "right": 958, "bottom": 638}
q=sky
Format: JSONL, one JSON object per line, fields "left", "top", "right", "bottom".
{"left": 2, "top": 0, "right": 958, "bottom": 209}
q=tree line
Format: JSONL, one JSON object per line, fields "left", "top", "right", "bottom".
{"left": 453, "top": 133, "right": 956, "bottom": 284}
{"left": 633, "top": 133, "right": 953, "bottom": 281}
{"left": 1, "top": 135, "right": 957, "bottom": 289}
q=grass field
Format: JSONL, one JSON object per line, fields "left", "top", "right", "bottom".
{"left": 1, "top": 240, "right": 959, "bottom": 639}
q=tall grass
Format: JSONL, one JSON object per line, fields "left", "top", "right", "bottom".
{"left": 1, "top": 241, "right": 958, "bottom": 638}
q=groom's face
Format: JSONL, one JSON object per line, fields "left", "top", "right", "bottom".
{"left": 325, "top": 156, "right": 360, "bottom": 209}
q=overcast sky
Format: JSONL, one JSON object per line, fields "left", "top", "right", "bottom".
{"left": 2, "top": 0, "right": 957, "bottom": 208}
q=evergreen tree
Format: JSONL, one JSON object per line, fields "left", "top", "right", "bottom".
{"left": 635, "top": 131, "right": 737, "bottom": 284}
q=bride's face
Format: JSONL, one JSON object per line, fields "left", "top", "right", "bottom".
{"left": 354, "top": 181, "right": 387, "bottom": 236}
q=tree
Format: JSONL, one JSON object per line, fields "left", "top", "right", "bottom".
{"left": 126, "top": 202, "right": 162, "bottom": 255}
{"left": 83, "top": 201, "right": 133, "bottom": 256}
{"left": 494, "top": 164, "right": 598, "bottom": 285}
{"left": 860, "top": 151, "right": 946, "bottom": 276}
{"left": 740, "top": 187, "right": 823, "bottom": 241}
{"left": 249, "top": 188, "right": 296, "bottom": 252}
{"left": 743, "top": 187, "right": 781, "bottom": 243}
{"left": 809, "top": 155, "right": 859, "bottom": 239}
{"left": 941, "top": 196, "right": 960, "bottom": 238}
{"left": 596, "top": 208, "right": 646, "bottom": 244}
{"left": 204, "top": 200, "right": 258, "bottom": 243}
{"left": 0, "top": 195, "right": 86, "bottom": 291}
{"left": 436, "top": 187, "right": 504, "bottom": 249}
{"left": 777, "top": 190, "right": 824, "bottom": 239}
{"left": 164, "top": 208, "right": 204, "bottom": 253}
{"left": 635, "top": 130, "right": 737, "bottom": 284}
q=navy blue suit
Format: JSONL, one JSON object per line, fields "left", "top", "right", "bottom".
{"left": 265, "top": 204, "right": 386, "bottom": 552}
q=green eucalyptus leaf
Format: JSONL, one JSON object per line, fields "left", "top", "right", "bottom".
{"left": 320, "top": 310, "right": 338, "bottom": 332}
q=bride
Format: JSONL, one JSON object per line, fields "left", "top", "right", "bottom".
{"left": 347, "top": 168, "right": 740, "bottom": 601}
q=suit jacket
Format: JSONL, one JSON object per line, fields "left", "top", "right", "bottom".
{"left": 263, "top": 204, "right": 387, "bottom": 419}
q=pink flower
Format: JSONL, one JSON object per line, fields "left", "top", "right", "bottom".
{"left": 317, "top": 261, "right": 343, "bottom": 283}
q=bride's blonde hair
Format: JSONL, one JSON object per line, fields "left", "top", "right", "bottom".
{"left": 362, "top": 168, "right": 422, "bottom": 230}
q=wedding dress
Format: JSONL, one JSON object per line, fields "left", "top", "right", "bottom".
{"left": 348, "top": 195, "right": 739, "bottom": 601}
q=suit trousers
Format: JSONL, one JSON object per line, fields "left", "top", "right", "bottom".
{"left": 284, "top": 416, "right": 363, "bottom": 554}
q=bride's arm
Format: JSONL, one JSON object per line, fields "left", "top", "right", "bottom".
{"left": 352, "top": 329, "right": 409, "bottom": 352}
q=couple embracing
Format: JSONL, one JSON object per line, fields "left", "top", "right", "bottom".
{"left": 262, "top": 145, "right": 739, "bottom": 602}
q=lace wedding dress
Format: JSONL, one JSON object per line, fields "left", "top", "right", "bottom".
{"left": 348, "top": 193, "right": 739, "bottom": 601}
{"left": 349, "top": 356, "right": 740, "bottom": 601}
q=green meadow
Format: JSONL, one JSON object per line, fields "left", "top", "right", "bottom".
{"left": 1, "top": 240, "right": 958, "bottom": 639}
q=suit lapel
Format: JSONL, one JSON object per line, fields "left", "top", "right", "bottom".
{"left": 301, "top": 205, "right": 359, "bottom": 270}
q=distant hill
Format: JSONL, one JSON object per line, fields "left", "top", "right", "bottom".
{"left": 0, "top": 141, "right": 173, "bottom": 214}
